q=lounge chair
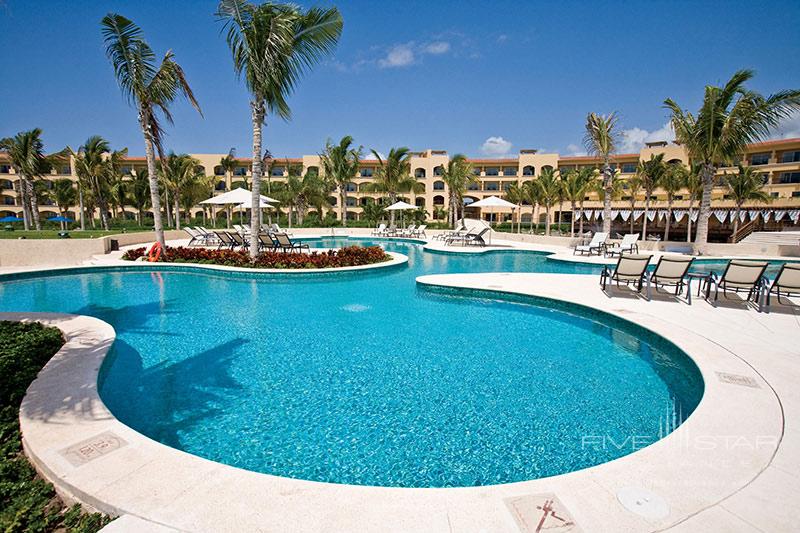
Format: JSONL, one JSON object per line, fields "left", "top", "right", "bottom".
{"left": 271, "top": 223, "right": 293, "bottom": 237}
{"left": 646, "top": 255, "right": 694, "bottom": 298}
{"left": 434, "top": 223, "right": 466, "bottom": 241}
{"left": 707, "top": 260, "right": 769, "bottom": 308}
{"left": 195, "top": 227, "right": 220, "bottom": 245}
{"left": 445, "top": 226, "right": 477, "bottom": 245}
{"left": 399, "top": 224, "right": 416, "bottom": 237}
{"left": 229, "top": 231, "right": 250, "bottom": 250}
{"left": 184, "top": 227, "right": 204, "bottom": 247}
{"left": 411, "top": 224, "right": 427, "bottom": 237}
{"left": 274, "top": 232, "right": 309, "bottom": 253}
{"left": 258, "top": 232, "right": 278, "bottom": 252}
{"left": 600, "top": 254, "right": 652, "bottom": 293}
{"left": 371, "top": 223, "right": 386, "bottom": 236}
{"left": 765, "top": 262, "right": 800, "bottom": 309}
{"left": 214, "top": 231, "right": 237, "bottom": 250}
{"left": 605, "top": 233, "right": 640, "bottom": 257}
{"left": 574, "top": 232, "right": 608, "bottom": 256}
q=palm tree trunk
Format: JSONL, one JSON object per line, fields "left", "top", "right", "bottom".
{"left": 164, "top": 189, "right": 172, "bottom": 228}
{"left": 733, "top": 205, "right": 741, "bottom": 237}
{"left": 19, "top": 175, "right": 31, "bottom": 230}
{"left": 340, "top": 189, "right": 347, "bottom": 226}
{"left": 78, "top": 184, "right": 86, "bottom": 230}
{"left": 249, "top": 101, "right": 265, "bottom": 259}
{"left": 174, "top": 196, "right": 181, "bottom": 231}
{"left": 570, "top": 201, "right": 576, "bottom": 237}
{"left": 687, "top": 199, "right": 694, "bottom": 243}
{"left": 389, "top": 192, "right": 397, "bottom": 226}
{"left": 545, "top": 205, "right": 552, "bottom": 236}
{"left": 693, "top": 164, "right": 715, "bottom": 254}
{"left": 99, "top": 200, "right": 110, "bottom": 231}
{"left": 602, "top": 164, "right": 612, "bottom": 234}
{"left": 643, "top": 196, "right": 650, "bottom": 239}
{"left": 29, "top": 180, "right": 41, "bottom": 230}
{"left": 139, "top": 111, "right": 166, "bottom": 248}
{"left": 630, "top": 199, "right": 635, "bottom": 234}
{"left": 664, "top": 201, "right": 672, "bottom": 241}
{"left": 579, "top": 201, "right": 585, "bottom": 235}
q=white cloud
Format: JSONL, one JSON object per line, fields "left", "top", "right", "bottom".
{"left": 769, "top": 110, "right": 800, "bottom": 139}
{"left": 424, "top": 41, "right": 450, "bottom": 55}
{"left": 566, "top": 144, "right": 587, "bottom": 156}
{"left": 378, "top": 45, "right": 415, "bottom": 68}
{"left": 480, "top": 136, "right": 513, "bottom": 156}
{"left": 619, "top": 121, "right": 675, "bottom": 153}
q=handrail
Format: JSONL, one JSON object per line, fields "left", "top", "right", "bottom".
{"left": 729, "top": 218, "right": 757, "bottom": 243}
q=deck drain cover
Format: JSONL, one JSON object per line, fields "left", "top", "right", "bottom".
{"left": 716, "top": 372, "right": 760, "bottom": 388}
{"left": 616, "top": 487, "right": 669, "bottom": 520}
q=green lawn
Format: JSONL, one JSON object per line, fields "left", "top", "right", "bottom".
{"left": 0, "top": 229, "right": 151, "bottom": 239}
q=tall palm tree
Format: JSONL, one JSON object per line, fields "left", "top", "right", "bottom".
{"left": 664, "top": 69, "right": 800, "bottom": 252}
{"left": 534, "top": 167, "right": 561, "bottom": 236}
{"left": 661, "top": 164, "right": 686, "bottom": 241}
{"left": 69, "top": 136, "right": 121, "bottom": 231}
{"left": 0, "top": 129, "right": 54, "bottom": 230}
{"left": 504, "top": 182, "right": 525, "bottom": 233}
{"left": 685, "top": 163, "right": 703, "bottom": 243}
{"left": 625, "top": 176, "right": 643, "bottom": 234}
{"left": 522, "top": 180, "right": 540, "bottom": 233}
{"left": 584, "top": 112, "right": 619, "bottom": 234}
{"left": 637, "top": 154, "right": 666, "bottom": 239}
{"left": 438, "top": 154, "right": 476, "bottom": 228}
{"left": 217, "top": 148, "right": 238, "bottom": 227}
{"left": 130, "top": 169, "right": 151, "bottom": 225}
{"left": 320, "top": 135, "right": 361, "bottom": 226}
{"left": 160, "top": 153, "right": 203, "bottom": 230}
{"left": 365, "top": 147, "right": 421, "bottom": 226}
{"left": 725, "top": 165, "right": 770, "bottom": 237}
{"left": 51, "top": 178, "right": 77, "bottom": 230}
{"left": 561, "top": 169, "right": 593, "bottom": 237}
{"left": 102, "top": 14, "right": 201, "bottom": 248}
{"left": 591, "top": 171, "right": 623, "bottom": 230}
{"left": 217, "top": 0, "right": 342, "bottom": 258}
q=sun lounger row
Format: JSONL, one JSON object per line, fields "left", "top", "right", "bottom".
{"left": 371, "top": 224, "right": 427, "bottom": 237}
{"left": 600, "top": 254, "right": 800, "bottom": 312}
{"left": 574, "top": 232, "right": 640, "bottom": 256}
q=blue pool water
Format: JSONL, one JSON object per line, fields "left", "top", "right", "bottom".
{"left": 0, "top": 238, "right": 705, "bottom": 487}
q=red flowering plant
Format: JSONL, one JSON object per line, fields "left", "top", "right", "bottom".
{"left": 121, "top": 245, "right": 391, "bottom": 269}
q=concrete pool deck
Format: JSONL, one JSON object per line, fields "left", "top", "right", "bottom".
{"left": 6, "top": 252, "right": 799, "bottom": 532}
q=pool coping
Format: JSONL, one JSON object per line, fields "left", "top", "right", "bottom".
{"left": 8, "top": 266, "right": 796, "bottom": 531}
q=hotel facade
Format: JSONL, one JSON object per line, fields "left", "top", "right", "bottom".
{"left": 2, "top": 137, "right": 799, "bottom": 241}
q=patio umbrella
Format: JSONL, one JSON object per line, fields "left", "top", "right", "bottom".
{"left": 47, "top": 216, "right": 73, "bottom": 222}
{"left": 200, "top": 188, "right": 279, "bottom": 226}
{"left": 0, "top": 216, "right": 24, "bottom": 222}
{"left": 385, "top": 200, "right": 417, "bottom": 227}
{"left": 468, "top": 195, "right": 517, "bottom": 244}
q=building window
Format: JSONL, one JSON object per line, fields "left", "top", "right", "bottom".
{"left": 59, "top": 165, "right": 71, "bottom": 175}
{"left": 485, "top": 167, "right": 499, "bottom": 176}
{"left": 621, "top": 163, "right": 637, "bottom": 173}
{"left": 214, "top": 165, "right": 225, "bottom": 176}
{"left": 2, "top": 196, "right": 14, "bottom": 205}
{"left": 215, "top": 181, "right": 226, "bottom": 191}
{"left": 750, "top": 152, "right": 770, "bottom": 165}
{"left": 522, "top": 165, "right": 534, "bottom": 176}
{"left": 433, "top": 180, "right": 445, "bottom": 190}
{"left": 502, "top": 167, "right": 517, "bottom": 176}
{"left": 433, "top": 195, "right": 445, "bottom": 205}
{"left": 0, "top": 180, "right": 12, "bottom": 189}
{"left": 414, "top": 168, "right": 426, "bottom": 178}
{"left": 271, "top": 166, "right": 284, "bottom": 176}
{"left": 433, "top": 166, "right": 443, "bottom": 176}
{"left": 770, "top": 192, "right": 779, "bottom": 198}
{"left": 120, "top": 166, "right": 132, "bottom": 175}
{"left": 792, "top": 191, "right": 800, "bottom": 198}
{"left": 345, "top": 182, "right": 357, "bottom": 192}
{"left": 0, "top": 165, "right": 10, "bottom": 174}
{"left": 780, "top": 150, "right": 800, "bottom": 163}
{"left": 346, "top": 197, "right": 357, "bottom": 207}
{"left": 468, "top": 182, "right": 480, "bottom": 191}
{"left": 779, "top": 172, "right": 800, "bottom": 184}
{"left": 472, "top": 167, "right": 481, "bottom": 175}
{"left": 234, "top": 166, "right": 248, "bottom": 176}
{"left": 485, "top": 182, "right": 499, "bottom": 191}
{"left": 359, "top": 167, "right": 373, "bottom": 177}
{"left": 415, "top": 197, "right": 425, "bottom": 207}
{"left": 502, "top": 182, "right": 513, "bottom": 191}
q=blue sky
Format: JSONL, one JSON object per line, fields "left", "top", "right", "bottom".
{"left": 1, "top": 0, "right": 799, "bottom": 158}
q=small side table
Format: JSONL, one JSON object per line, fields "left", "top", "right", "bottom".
{"left": 685, "top": 272, "right": 712, "bottom": 304}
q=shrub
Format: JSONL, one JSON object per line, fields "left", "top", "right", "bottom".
{"left": 0, "top": 321, "right": 111, "bottom": 532}
{"left": 121, "top": 245, "right": 391, "bottom": 269}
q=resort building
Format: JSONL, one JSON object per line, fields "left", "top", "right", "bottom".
{"left": 2, "top": 137, "right": 799, "bottom": 241}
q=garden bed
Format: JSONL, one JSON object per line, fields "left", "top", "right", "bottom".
{"left": 0, "top": 321, "right": 110, "bottom": 532}
{"left": 121, "top": 245, "right": 391, "bottom": 269}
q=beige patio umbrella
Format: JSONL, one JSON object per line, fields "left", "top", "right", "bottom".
{"left": 469, "top": 195, "right": 517, "bottom": 244}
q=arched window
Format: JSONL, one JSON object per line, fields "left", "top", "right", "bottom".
{"left": 194, "top": 165, "right": 206, "bottom": 175}
{"left": 541, "top": 165, "right": 554, "bottom": 173}
{"left": 306, "top": 166, "right": 319, "bottom": 177}
{"left": 433, "top": 165, "right": 443, "bottom": 176}
{"left": 214, "top": 165, "right": 225, "bottom": 176}
{"left": 215, "top": 181, "right": 226, "bottom": 191}
{"left": 415, "top": 197, "right": 425, "bottom": 207}
{"left": 2, "top": 195, "right": 15, "bottom": 206}
{"left": 327, "top": 196, "right": 337, "bottom": 206}
{"left": 667, "top": 159, "right": 682, "bottom": 165}
{"left": 433, "top": 195, "right": 445, "bottom": 205}
{"left": 345, "top": 182, "right": 357, "bottom": 192}
{"left": 433, "top": 180, "right": 445, "bottom": 190}
{"left": 0, "top": 179, "right": 12, "bottom": 190}
{"left": 522, "top": 165, "right": 535, "bottom": 176}
{"left": 414, "top": 168, "right": 426, "bottom": 178}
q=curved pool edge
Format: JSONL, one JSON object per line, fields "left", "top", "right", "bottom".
{"left": 7, "top": 264, "right": 790, "bottom": 532}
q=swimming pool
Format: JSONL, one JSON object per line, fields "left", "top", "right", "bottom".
{"left": 0, "top": 238, "right": 704, "bottom": 487}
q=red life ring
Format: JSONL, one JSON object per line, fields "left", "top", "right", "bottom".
{"left": 147, "top": 242, "right": 162, "bottom": 262}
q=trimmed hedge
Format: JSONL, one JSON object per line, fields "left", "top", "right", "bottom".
{"left": 121, "top": 245, "right": 392, "bottom": 269}
{"left": 0, "top": 321, "right": 110, "bottom": 532}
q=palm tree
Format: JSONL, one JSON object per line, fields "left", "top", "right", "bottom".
{"left": 181, "top": 175, "right": 215, "bottom": 226}
{"left": 130, "top": 169, "right": 151, "bottom": 225}
{"left": 217, "top": 149, "right": 238, "bottom": 228}
{"left": 664, "top": 70, "right": 800, "bottom": 252}
{"left": 637, "top": 154, "right": 666, "bottom": 239}
{"left": 320, "top": 136, "right": 361, "bottom": 226}
{"left": 365, "top": 147, "right": 422, "bottom": 226}
{"left": 522, "top": 180, "right": 540, "bottom": 233}
{"left": 725, "top": 165, "right": 771, "bottom": 237}
{"left": 625, "top": 176, "right": 643, "bottom": 234}
{"left": 584, "top": 112, "right": 619, "bottom": 234}
{"left": 361, "top": 201, "right": 386, "bottom": 227}
{"left": 217, "top": 0, "right": 342, "bottom": 258}
{"left": 661, "top": 165, "right": 686, "bottom": 241}
{"left": 561, "top": 169, "right": 593, "bottom": 237}
{"left": 102, "top": 14, "right": 201, "bottom": 248}
{"left": 534, "top": 167, "right": 561, "bottom": 236}
{"left": 685, "top": 163, "right": 703, "bottom": 243}
{"left": 69, "top": 136, "right": 122, "bottom": 231}
{"left": 438, "top": 154, "right": 476, "bottom": 228}
{"left": 504, "top": 182, "right": 525, "bottom": 233}
{"left": 0, "top": 129, "right": 54, "bottom": 230}
{"left": 591, "top": 171, "right": 623, "bottom": 230}
{"left": 51, "top": 179, "right": 77, "bottom": 229}
{"left": 160, "top": 153, "right": 203, "bottom": 230}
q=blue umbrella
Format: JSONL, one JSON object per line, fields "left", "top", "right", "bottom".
{"left": 48, "top": 216, "right": 73, "bottom": 223}
{"left": 0, "top": 216, "right": 23, "bottom": 222}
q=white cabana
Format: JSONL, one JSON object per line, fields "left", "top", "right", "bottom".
{"left": 385, "top": 200, "right": 417, "bottom": 227}
{"left": 201, "top": 188, "right": 278, "bottom": 227}
{"left": 469, "top": 196, "right": 517, "bottom": 244}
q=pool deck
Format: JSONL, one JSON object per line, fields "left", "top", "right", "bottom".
{"left": 4, "top": 233, "right": 800, "bottom": 532}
